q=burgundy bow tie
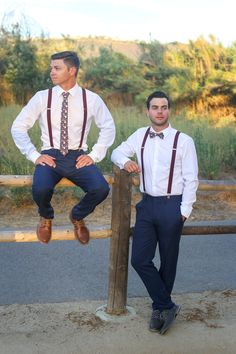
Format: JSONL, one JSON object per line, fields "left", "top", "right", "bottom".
{"left": 149, "top": 131, "right": 164, "bottom": 139}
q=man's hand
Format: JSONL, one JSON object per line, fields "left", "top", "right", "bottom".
{"left": 76, "top": 155, "right": 94, "bottom": 169}
{"left": 124, "top": 161, "right": 141, "bottom": 173}
{"left": 35, "top": 155, "right": 56, "bottom": 168}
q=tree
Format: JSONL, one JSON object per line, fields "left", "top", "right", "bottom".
{"left": 2, "top": 24, "right": 41, "bottom": 104}
{"left": 82, "top": 47, "right": 143, "bottom": 105}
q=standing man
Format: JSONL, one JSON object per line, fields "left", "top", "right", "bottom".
{"left": 11, "top": 51, "right": 115, "bottom": 245}
{"left": 111, "top": 91, "right": 198, "bottom": 334}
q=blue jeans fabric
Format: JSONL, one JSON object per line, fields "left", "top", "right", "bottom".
{"left": 32, "top": 149, "right": 109, "bottom": 220}
{"left": 131, "top": 194, "right": 184, "bottom": 311}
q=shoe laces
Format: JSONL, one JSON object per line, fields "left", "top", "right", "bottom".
{"left": 160, "top": 306, "right": 178, "bottom": 320}
{"left": 151, "top": 310, "right": 162, "bottom": 319}
{"left": 72, "top": 219, "right": 85, "bottom": 228}
{"left": 40, "top": 218, "right": 51, "bottom": 227}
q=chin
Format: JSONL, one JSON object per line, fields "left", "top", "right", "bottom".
{"left": 51, "top": 78, "right": 58, "bottom": 85}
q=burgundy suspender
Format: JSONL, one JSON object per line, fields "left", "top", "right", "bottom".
{"left": 46, "top": 88, "right": 88, "bottom": 149}
{"left": 79, "top": 88, "right": 88, "bottom": 149}
{"left": 47, "top": 88, "right": 54, "bottom": 147}
{"left": 167, "top": 131, "right": 180, "bottom": 194}
{"left": 141, "top": 127, "right": 151, "bottom": 193}
{"left": 140, "top": 128, "right": 180, "bottom": 194}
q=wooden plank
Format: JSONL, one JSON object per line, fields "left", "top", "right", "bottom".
{"left": 132, "top": 176, "right": 236, "bottom": 190}
{"left": 182, "top": 221, "right": 236, "bottom": 235}
{"left": 129, "top": 221, "right": 236, "bottom": 237}
{"left": 0, "top": 175, "right": 114, "bottom": 187}
{"left": 198, "top": 180, "right": 236, "bottom": 191}
{"left": 106, "top": 165, "right": 132, "bottom": 315}
{"left": 0, "top": 175, "right": 236, "bottom": 190}
{"left": 1, "top": 220, "right": 235, "bottom": 243}
{"left": 0, "top": 227, "right": 112, "bottom": 242}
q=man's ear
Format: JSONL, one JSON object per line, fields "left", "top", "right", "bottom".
{"left": 69, "top": 66, "right": 77, "bottom": 77}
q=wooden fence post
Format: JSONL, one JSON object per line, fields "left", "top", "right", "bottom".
{"left": 106, "top": 165, "right": 132, "bottom": 314}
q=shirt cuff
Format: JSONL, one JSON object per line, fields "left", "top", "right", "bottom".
{"left": 28, "top": 151, "right": 41, "bottom": 164}
{"left": 180, "top": 205, "right": 192, "bottom": 219}
{"left": 115, "top": 157, "right": 131, "bottom": 170}
{"left": 87, "top": 152, "right": 99, "bottom": 163}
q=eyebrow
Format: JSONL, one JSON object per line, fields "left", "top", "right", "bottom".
{"left": 50, "top": 64, "right": 61, "bottom": 68}
{"left": 151, "top": 104, "right": 168, "bottom": 108}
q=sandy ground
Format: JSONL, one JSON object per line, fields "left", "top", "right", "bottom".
{"left": 0, "top": 290, "right": 235, "bottom": 354}
{"left": 0, "top": 188, "right": 235, "bottom": 353}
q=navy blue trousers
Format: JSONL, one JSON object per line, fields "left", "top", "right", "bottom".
{"left": 32, "top": 149, "right": 109, "bottom": 220}
{"left": 131, "top": 194, "right": 184, "bottom": 311}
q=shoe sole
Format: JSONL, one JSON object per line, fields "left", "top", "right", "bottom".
{"left": 149, "top": 327, "right": 162, "bottom": 333}
{"left": 159, "top": 305, "right": 181, "bottom": 335}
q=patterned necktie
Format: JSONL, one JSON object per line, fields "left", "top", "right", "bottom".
{"left": 60, "top": 92, "right": 70, "bottom": 155}
{"left": 149, "top": 131, "right": 164, "bottom": 139}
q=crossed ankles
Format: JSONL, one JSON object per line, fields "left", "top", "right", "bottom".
{"left": 36, "top": 214, "right": 90, "bottom": 245}
{"left": 149, "top": 304, "right": 181, "bottom": 335}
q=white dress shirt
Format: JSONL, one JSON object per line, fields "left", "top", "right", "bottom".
{"left": 11, "top": 84, "right": 116, "bottom": 163}
{"left": 111, "top": 124, "right": 199, "bottom": 218}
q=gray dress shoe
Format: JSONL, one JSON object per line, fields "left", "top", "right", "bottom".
{"left": 149, "top": 309, "right": 164, "bottom": 332}
{"left": 159, "top": 304, "right": 181, "bottom": 335}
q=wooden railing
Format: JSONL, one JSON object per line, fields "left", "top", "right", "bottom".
{"left": 0, "top": 168, "right": 236, "bottom": 314}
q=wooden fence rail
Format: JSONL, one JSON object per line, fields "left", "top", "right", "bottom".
{"left": 0, "top": 170, "right": 236, "bottom": 314}
{"left": 1, "top": 174, "right": 236, "bottom": 191}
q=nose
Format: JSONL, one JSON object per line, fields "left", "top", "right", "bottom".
{"left": 50, "top": 68, "right": 55, "bottom": 76}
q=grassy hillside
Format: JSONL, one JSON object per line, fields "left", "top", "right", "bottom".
{"left": 34, "top": 35, "right": 142, "bottom": 61}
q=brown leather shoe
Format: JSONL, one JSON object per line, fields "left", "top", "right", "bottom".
{"left": 69, "top": 213, "right": 90, "bottom": 245}
{"left": 36, "top": 217, "right": 52, "bottom": 244}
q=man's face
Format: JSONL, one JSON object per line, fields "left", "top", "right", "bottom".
{"left": 147, "top": 97, "right": 170, "bottom": 130}
{"left": 50, "top": 59, "right": 75, "bottom": 86}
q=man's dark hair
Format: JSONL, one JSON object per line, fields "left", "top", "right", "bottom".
{"left": 51, "top": 51, "right": 80, "bottom": 76}
{"left": 146, "top": 91, "right": 171, "bottom": 109}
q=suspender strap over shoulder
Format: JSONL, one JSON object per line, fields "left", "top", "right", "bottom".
{"left": 46, "top": 87, "right": 88, "bottom": 150}
{"left": 47, "top": 88, "right": 54, "bottom": 147}
{"left": 140, "top": 127, "right": 151, "bottom": 192}
{"left": 79, "top": 88, "right": 87, "bottom": 149}
{"left": 167, "top": 131, "right": 180, "bottom": 194}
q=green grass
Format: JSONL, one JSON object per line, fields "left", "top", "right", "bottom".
{"left": 0, "top": 105, "right": 41, "bottom": 175}
{"left": 1, "top": 104, "right": 236, "bottom": 179}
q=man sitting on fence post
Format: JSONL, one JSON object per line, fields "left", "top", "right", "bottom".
{"left": 11, "top": 51, "right": 115, "bottom": 245}
{"left": 111, "top": 91, "right": 198, "bottom": 334}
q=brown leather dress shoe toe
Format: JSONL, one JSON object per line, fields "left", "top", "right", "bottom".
{"left": 36, "top": 217, "right": 52, "bottom": 244}
{"left": 70, "top": 213, "right": 90, "bottom": 245}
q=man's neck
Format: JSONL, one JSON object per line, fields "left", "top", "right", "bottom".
{"left": 152, "top": 123, "right": 169, "bottom": 132}
{"left": 60, "top": 80, "right": 77, "bottom": 92}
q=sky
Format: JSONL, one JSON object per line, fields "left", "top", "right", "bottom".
{"left": 0, "top": 0, "right": 235, "bottom": 46}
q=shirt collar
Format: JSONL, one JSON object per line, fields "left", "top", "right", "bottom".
{"left": 54, "top": 83, "right": 80, "bottom": 97}
{"left": 150, "top": 124, "right": 172, "bottom": 138}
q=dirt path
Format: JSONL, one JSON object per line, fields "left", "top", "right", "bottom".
{"left": 0, "top": 290, "right": 235, "bottom": 354}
